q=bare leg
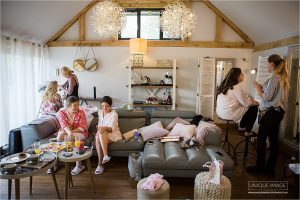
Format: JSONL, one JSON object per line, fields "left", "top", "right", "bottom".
{"left": 76, "top": 161, "right": 82, "bottom": 167}
{"left": 95, "top": 134, "right": 104, "bottom": 166}
{"left": 99, "top": 131, "right": 111, "bottom": 157}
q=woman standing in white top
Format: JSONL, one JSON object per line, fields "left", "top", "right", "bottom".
{"left": 216, "top": 68, "right": 259, "bottom": 136}
{"left": 95, "top": 96, "right": 122, "bottom": 174}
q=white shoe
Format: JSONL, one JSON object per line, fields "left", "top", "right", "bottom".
{"left": 95, "top": 166, "right": 104, "bottom": 175}
{"left": 102, "top": 155, "right": 111, "bottom": 164}
{"left": 71, "top": 166, "right": 85, "bottom": 176}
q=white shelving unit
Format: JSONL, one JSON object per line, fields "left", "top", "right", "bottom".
{"left": 127, "top": 59, "right": 177, "bottom": 110}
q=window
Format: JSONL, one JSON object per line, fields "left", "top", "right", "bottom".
{"left": 119, "top": 9, "right": 173, "bottom": 40}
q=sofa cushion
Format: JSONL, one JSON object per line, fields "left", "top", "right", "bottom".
{"left": 108, "top": 136, "right": 144, "bottom": 151}
{"left": 195, "top": 121, "right": 222, "bottom": 146}
{"left": 117, "top": 110, "right": 147, "bottom": 133}
{"left": 165, "top": 117, "right": 190, "bottom": 131}
{"left": 20, "top": 117, "right": 59, "bottom": 149}
{"left": 142, "top": 140, "right": 210, "bottom": 170}
{"left": 168, "top": 123, "right": 196, "bottom": 139}
{"left": 139, "top": 121, "right": 169, "bottom": 141}
{"left": 151, "top": 110, "right": 196, "bottom": 127}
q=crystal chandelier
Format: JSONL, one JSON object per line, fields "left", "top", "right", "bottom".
{"left": 90, "top": 0, "right": 126, "bottom": 38}
{"left": 160, "top": 2, "right": 197, "bottom": 39}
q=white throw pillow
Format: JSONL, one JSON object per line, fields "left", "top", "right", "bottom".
{"left": 138, "top": 121, "right": 169, "bottom": 141}
{"left": 165, "top": 117, "right": 190, "bottom": 131}
{"left": 168, "top": 123, "right": 196, "bottom": 139}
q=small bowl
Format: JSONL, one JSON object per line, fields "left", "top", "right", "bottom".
{"left": 26, "top": 154, "right": 39, "bottom": 164}
{"left": 3, "top": 163, "right": 17, "bottom": 174}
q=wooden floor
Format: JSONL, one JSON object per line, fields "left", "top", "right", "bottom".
{"left": 1, "top": 128, "right": 299, "bottom": 199}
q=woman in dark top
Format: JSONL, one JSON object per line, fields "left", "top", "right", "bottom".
{"left": 58, "top": 66, "right": 79, "bottom": 98}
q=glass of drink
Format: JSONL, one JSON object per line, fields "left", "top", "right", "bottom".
{"left": 34, "top": 141, "right": 43, "bottom": 161}
{"left": 64, "top": 135, "right": 73, "bottom": 152}
{"left": 75, "top": 136, "right": 81, "bottom": 150}
{"left": 34, "top": 141, "right": 42, "bottom": 155}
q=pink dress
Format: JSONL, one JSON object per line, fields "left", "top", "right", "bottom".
{"left": 56, "top": 108, "right": 88, "bottom": 138}
{"left": 41, "top": 95, "right": 63, "bottom": 116}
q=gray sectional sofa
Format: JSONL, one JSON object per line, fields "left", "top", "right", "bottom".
{"left": 11, "top": 109, "right": 234, "bottom": 178}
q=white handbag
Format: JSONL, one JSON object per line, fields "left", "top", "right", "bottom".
{"left": 203, "top": 159, "right": 224, "bottom": 185}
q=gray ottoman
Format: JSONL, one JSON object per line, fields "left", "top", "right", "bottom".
{"left": 137, "top": 178, "right": 170, "bottom": 199}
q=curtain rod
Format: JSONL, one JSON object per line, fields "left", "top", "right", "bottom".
{"left": 5, "top": 36, "right": 46, "bottom": 48}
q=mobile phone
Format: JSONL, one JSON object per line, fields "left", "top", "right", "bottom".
{"left": 215, "top": 151, "right": 223, "bottom": 156}
{"left": 148, "top": 140, "right": 154, "bottom": 145}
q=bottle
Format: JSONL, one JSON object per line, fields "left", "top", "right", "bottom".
{"left": 134, "top": 132, "right": 139, "bottom": 140}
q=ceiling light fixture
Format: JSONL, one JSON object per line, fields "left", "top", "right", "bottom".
{"left": 90, "top": 0, "right": 126, "bottom": 38}
{"left": 160, "top": 1, "right": 197, "bottom": 39}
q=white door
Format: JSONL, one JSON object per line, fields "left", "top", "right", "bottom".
{"left": 196, "top": 58, "right": 216, "bottom": 119}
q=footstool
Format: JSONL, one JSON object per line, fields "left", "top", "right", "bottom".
{"left": 137, "top": 178, "right": 170, "bottom": 199}
{"left": 194, "top": 172, "right": 231, "bottom": 200}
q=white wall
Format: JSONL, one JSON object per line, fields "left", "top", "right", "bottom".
{"left": 50, "top": 47, "right": 253, "bottom": 111}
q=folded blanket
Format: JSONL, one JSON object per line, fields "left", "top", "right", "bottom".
{"left": 141, "top": 173, "right": 164, "bottom": 191}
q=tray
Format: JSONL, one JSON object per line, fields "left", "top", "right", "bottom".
{"left": 1, "top": 153, "right": 30, "bottom": 163}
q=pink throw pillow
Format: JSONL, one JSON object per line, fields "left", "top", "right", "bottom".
{"left": 138, "top": 121, "right": 169, "bottom": 141}
{"left": 168, "top": 123, "right": 196, "bottom": 139}
{"left": 165, "top": 117, "right": 190, "bottom": 131}
{"left": 195, "top": 121, "right": 221, "bottom": 146}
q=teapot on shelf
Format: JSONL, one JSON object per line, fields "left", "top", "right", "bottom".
{"left": 164, "top": 72, "right": 173, "bottom": 85}
{"left": 142, "top": 76, "right": 151, "bottom": 84}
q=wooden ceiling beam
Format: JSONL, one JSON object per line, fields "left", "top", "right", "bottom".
{"left": 48, "top": 0, "right": 98, "bottom": 42}
{"left": 215, "top": 15, "right": 222, "bottom": 42}
{"left": 202, "top": 0, "right": 254, "bottom": 44}
{"left": 254, "top": 35, "right": 300, "bottom": 52}
{"left": 79, "top": 15, "right": 85, "bottom": 41}
{"left": 47, "top": 40, "right": 254, "bottom": 49}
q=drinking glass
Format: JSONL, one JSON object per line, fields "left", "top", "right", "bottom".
{"left": 34, "top": 141, "right": 42, "bottom": 155}
{"left": 75, "top": 136, "right": 81, "bottom": 150}
{"left": 64, "top": 135, "right": 73, "bottom": 152}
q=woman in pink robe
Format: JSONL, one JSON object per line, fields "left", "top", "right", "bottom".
{"left": 56, "top": 96, "right": 88, "bottom": 176}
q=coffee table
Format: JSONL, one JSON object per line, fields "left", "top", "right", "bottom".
{"left": 0, "top": 151, "right": 60, "bottom": 199}
{"left": 57, "top": 147, "right": 95, "bottom": 199}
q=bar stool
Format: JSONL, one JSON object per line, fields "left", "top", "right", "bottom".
{"left": 234, "top": 133, "right": 256, "bottom": 166}
{"left": 218, "top": 117, "right": 235, "bottom": 156}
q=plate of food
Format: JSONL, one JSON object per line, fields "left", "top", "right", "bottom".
{"left": 42, "top": 142, "right": 65, "bottom": 153}
{"left": 1, "top": 153, "right": 30, "bottom": 163}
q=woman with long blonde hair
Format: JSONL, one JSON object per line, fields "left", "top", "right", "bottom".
{"left": 247, "top": 54, "right": 289, "bottom": 176}
{"left": 58, "top": 66, "right": 79, "bottom": 98}
{"left": 40, "top": 81, "right": 63, "bottom": 116}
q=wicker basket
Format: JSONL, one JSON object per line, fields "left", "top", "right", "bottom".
{"left": 194, "top": 172, "right": 231, "bottom": 200}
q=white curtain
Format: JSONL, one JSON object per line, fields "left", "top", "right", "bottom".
{"left": 0, "top": 35, "right": 53, "bottom": 146}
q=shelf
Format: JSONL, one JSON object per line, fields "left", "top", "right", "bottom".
{"left": 133, "top": 104, "right": 172, "bottom": 107}
{"left": 130, "top": 66, "right": 176, "bottom": 69}
{"left": 131, "top": 84, "right": 174, "bottom": 88}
